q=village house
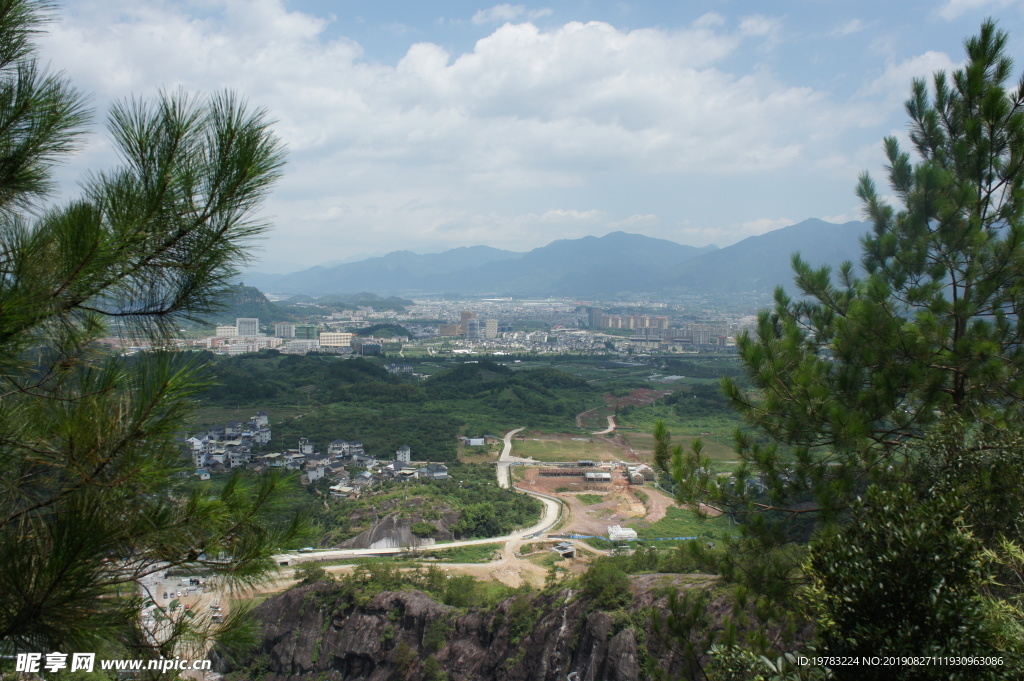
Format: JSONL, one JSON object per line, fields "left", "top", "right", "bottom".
{"left": 305, "top": 466, "right": 327, "bottom": 484}
{"left": 329, "top": 483, "right": 357, "bottom": 498}
{"left": 420, "top": 463, "right": 449, "bottom": 480}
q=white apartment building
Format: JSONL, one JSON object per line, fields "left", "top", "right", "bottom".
{"left": 236, "top": 318, "right": 260, "bottom": 337}
{"left": 319, "top": 332, "right": 353, "bottom": 348}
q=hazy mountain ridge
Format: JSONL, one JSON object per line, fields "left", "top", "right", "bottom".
{"left": 247, "top": 245, "right": 522, "bottom": 295}
{"left": 657, "top": 218, "right": 870, "bottom": 293}
{"left": 244, "top": 221, "right": 869, "bottom": 297}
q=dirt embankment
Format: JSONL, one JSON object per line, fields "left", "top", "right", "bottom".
{"left": 517, "top": 468, "right": 676, "bottom": 537}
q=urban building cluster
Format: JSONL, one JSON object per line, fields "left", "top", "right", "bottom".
{"left": 437, "top": 310, "right": 502, "bottom": 338}
{"left": 107, "top": 297, "right": 758, "bottom": 358}
{"left": 199, "top": 318, "right": 394, "bottom": 356}
{"left": 587, "top": 308, "right": 670, "bottom": 330}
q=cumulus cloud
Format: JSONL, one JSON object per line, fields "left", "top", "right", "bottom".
{"left": 862, "top": 50, "right": 961, "bottom": 106}
{"left": 37, "top": 1, "right": 884, "bottom": 264}
{"left": 739, "top": 14, "right": 782, "bottom": 39}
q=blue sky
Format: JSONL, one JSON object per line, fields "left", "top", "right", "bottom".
{"left": 37, "top": 0, "right": 1024, "bottom": 273}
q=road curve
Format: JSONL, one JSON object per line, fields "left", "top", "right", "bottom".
{"left": 275, "top": 429, "right": 561, "bottom": 566}
{"left": 592, "top": 415, "right": 617, "bottom": 435}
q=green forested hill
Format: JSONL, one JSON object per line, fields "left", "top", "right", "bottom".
{"left": 196, "top": 284, "right": 281, "bottom": 326}
{"left": 194, "top": 354, "right": 599, "bottom": 460}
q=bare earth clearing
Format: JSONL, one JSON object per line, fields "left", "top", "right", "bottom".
{"left": 516, "top": 467, "right": 676, "bottom": 537}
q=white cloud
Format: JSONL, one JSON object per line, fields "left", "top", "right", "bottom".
{"left": 37, "top": 1, "right": 884, "bottom": 263}
{"left": 693, "top": 13, "right": 726, "bottom": 29}
{"left": 739, "top": 14, "right": 782, "bottom": 39}
{"left": 471, "top": 4, "right": 552, "bottom": 25}
{"left": 537, "top": 208, "right": 605, "bottom": 223}
{"left": 862, "top": 50, "right": 961, "bottom": 110}
{"left": 937, "top": 0, "right": 1021, "bottom": 20}
{"left": 822, "top": 212, "right": 859, "bottom": 225}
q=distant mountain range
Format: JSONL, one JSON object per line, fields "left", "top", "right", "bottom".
{"left": 244, "top": 220, "right": 871, "bottom": 297}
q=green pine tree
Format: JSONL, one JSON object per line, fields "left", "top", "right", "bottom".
{"left": 0, "top": 0, "right": 299, "bottom": 659}
{"left": 670, "top": 20, "right": 1024, "bottom": 672}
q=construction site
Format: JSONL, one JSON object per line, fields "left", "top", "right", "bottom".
{"left": 515, "top": 462, "right": 675, "bottom": 538}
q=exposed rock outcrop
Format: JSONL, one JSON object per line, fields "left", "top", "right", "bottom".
{"left": 338, "top": 499, "right": 461, "bottom": 550}
{"left": 211, "top": 574, "right": 737, "bottom": 681}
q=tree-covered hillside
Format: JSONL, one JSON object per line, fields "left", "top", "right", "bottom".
{"left": 194, "top": 354, "right": 599, "bottom": 460}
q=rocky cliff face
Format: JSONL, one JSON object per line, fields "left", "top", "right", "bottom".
{"left": 212, "top": 575, "right": 723, "bottom": 681}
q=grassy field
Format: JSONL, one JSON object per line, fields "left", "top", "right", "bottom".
{"left": 458, "top": 443, "right": 502, "bottom": 463}
{"left": 512, "top": 437, "right": 622, "bottom": 462}
{"left": 629, "top": 507, "right": 732, "bottom": 542}
{"left": 618, "top": 403, "right": 744, "bottom": 438}
{"left": 526, "top": 551, "right": 561, "bottom": 569}
{"left": 576, "top": 494, "right": 605, "bottom": 505}
{"left": 620, "top": 431, "right": 738, "bottom": 462}
{"left": 578, "top": 406, "right": 615, "bottom": 431}
{"left": 308, "top": 543, "right": 504, "bottom": 567}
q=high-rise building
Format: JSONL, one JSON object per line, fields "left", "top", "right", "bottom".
{"left": 274, "top": 322, "right": 295, "bottom": 338}
{"left": 465, "top": 318, "right": 480, "bottom": 339}
{"left": 294, "top": 324, "right": 319, "bottom": 340}
{"left": 483, "top": 319, "right": 499, "bottom": 338}
{"left": 459, "top": 310, "right": 476, "bottom": 334}
{"left": 236, "top": 318, "right": 259, "bottom": 337}
{"left": 215, "top": 325, "right": 238, "bottom": 337}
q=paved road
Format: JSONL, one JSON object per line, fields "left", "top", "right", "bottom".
{"left": 497, "top": 426, "right": 533, "bottom": 488}
{"left": 277, "top": 499, "right": 561, "bottom": 565}
{"left": 275, "top": 430, "right": 561, "bottom": 566}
